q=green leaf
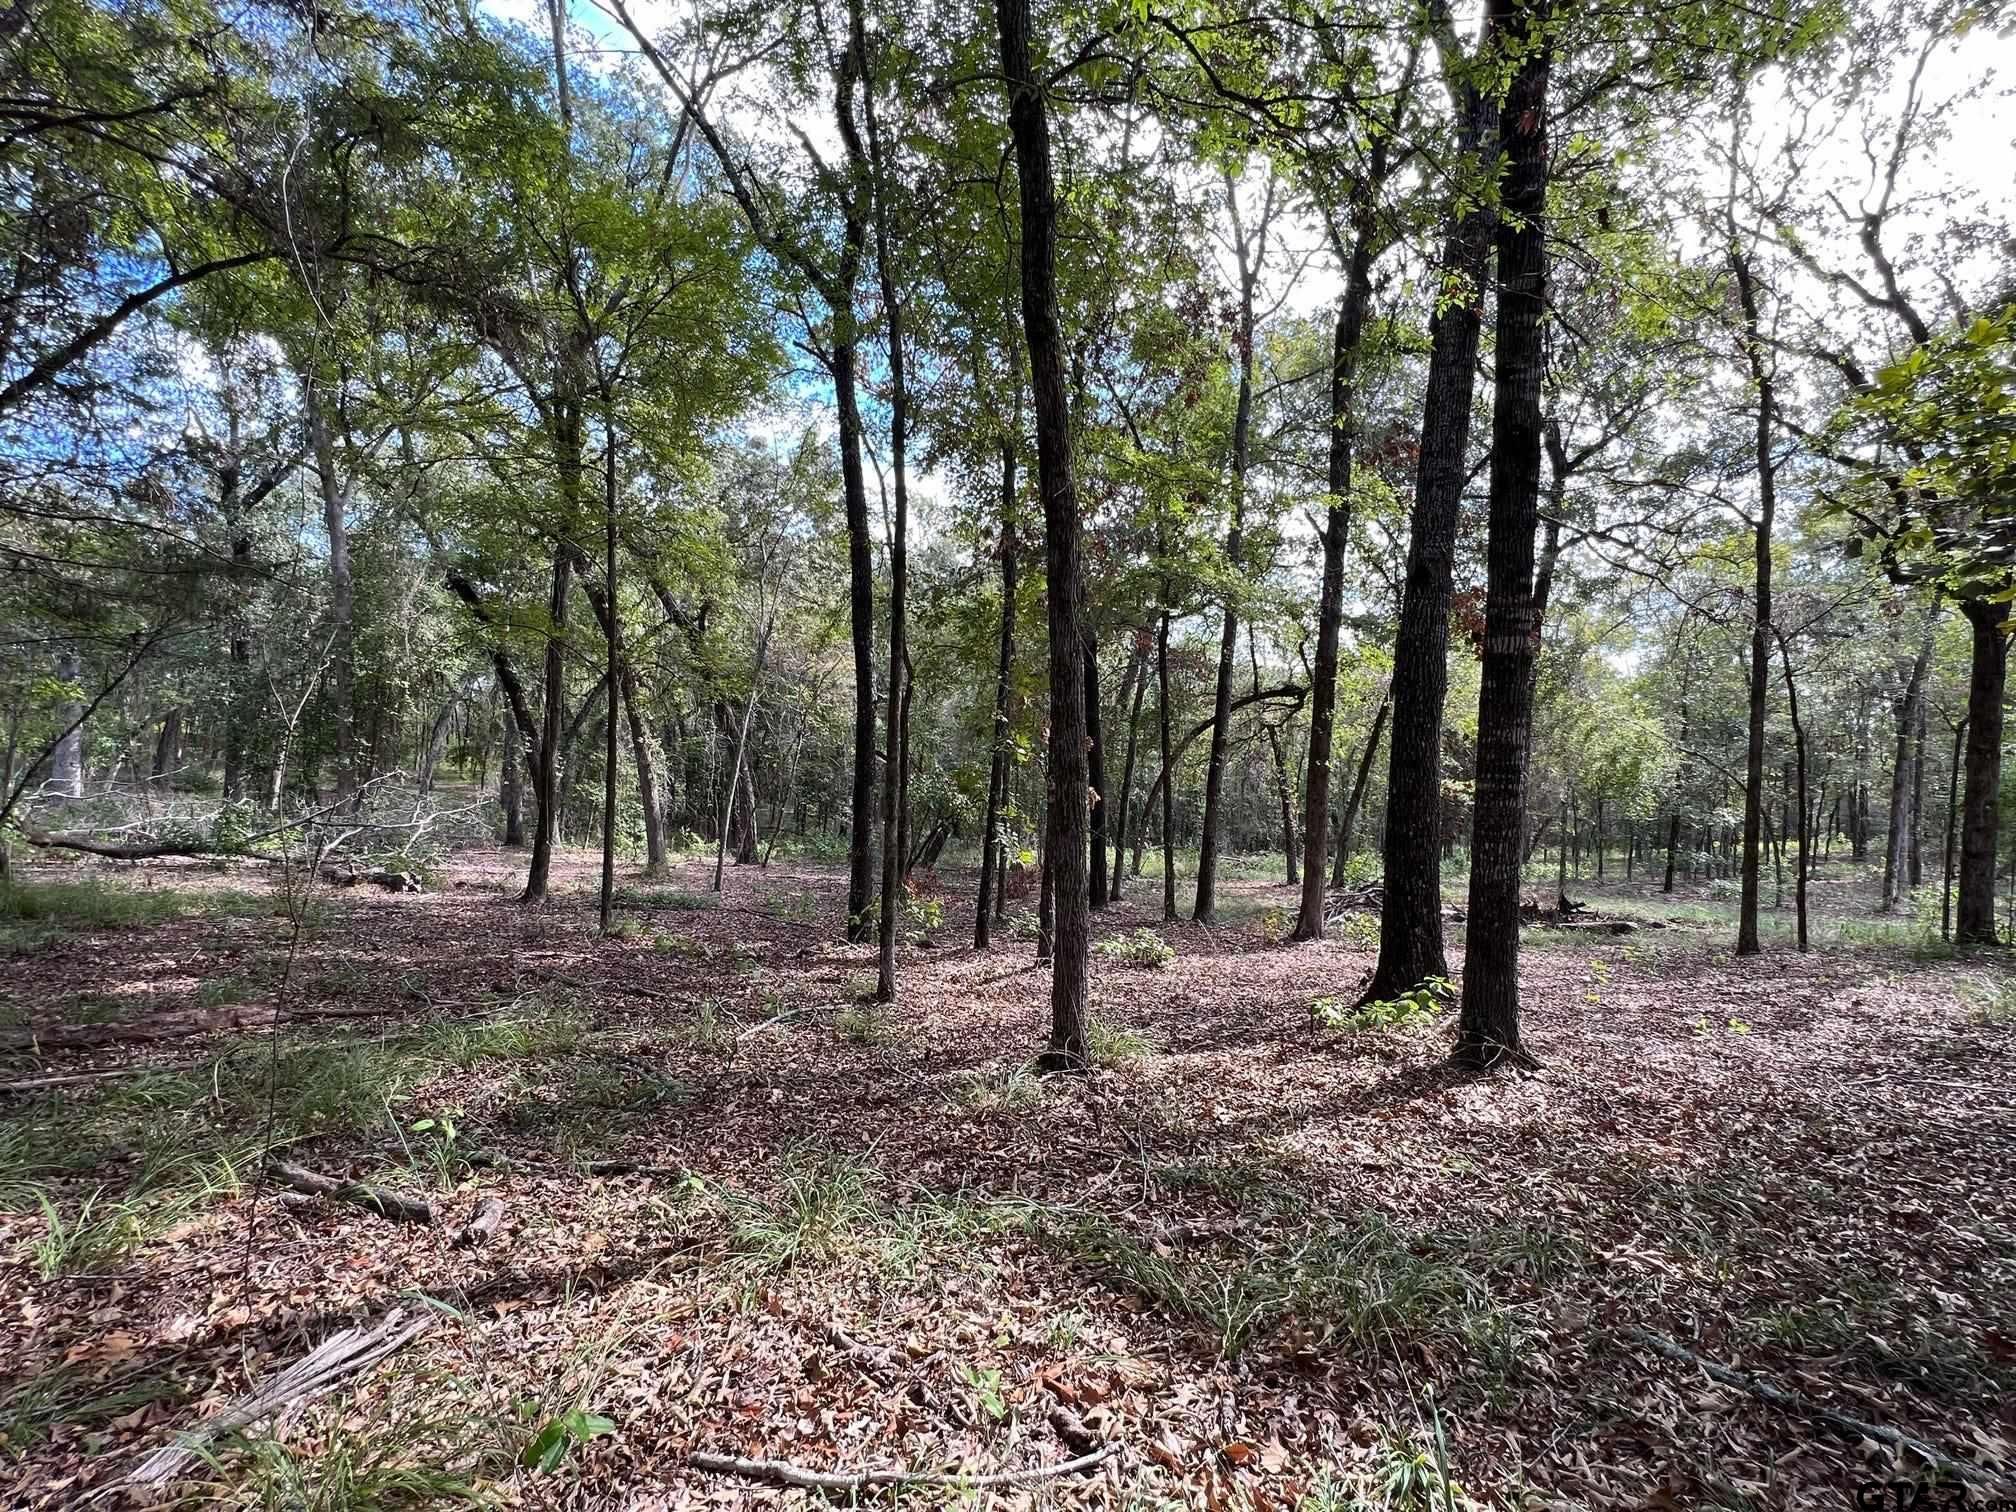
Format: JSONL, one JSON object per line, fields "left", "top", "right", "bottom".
{"left": 523, "top": 1421, "right": 570, "bottom": 1472}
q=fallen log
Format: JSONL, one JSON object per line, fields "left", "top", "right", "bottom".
{"left": 264, "top": 1156, "right": 435, "bottom": 1226}
{"left": 124, "top": 1306, "right": 434, "bottom": 1488}
{"left": 690, "top": 1441, "right": 1117, "bottom": 1494}
{"left": 319, "top": 864, "right": 423, "bottom": 893}
{"left": 1623, "top": 1326, "right": 1995, "bottom": 1486}
{"left": 449, "top": 1195, "right": 505, "bottom": 1248}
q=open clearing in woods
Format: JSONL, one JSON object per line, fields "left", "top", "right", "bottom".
{"left": 3, "top": 850, "right": 2014, "bottom": 1509}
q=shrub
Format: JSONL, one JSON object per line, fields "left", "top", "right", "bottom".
{"left": 1311, "top": 976, "right": 1453, "bottom": 1034}
{"left": 1095, "top": 927, "right": 1175, "bottom": 967}
{"left": 902, "top": 884, "right": 944, "bottom": 944}
{"left": 1331, "top": 910, "right": 1380, "bottom": 951}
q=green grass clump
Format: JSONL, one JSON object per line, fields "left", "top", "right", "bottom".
{"left": 723, "top": 1150, "right": 885, "bottom": 1273}
{"left": 1094, "top": 928, "right": 1175, "bottom": 967}
{"left": 0, "top": 1364, "right": 185, "bottom": 1460}
{"left": 952, "top": 1064, "right": 1045, "bottom": 1113}
{"left": 652, "top": 932, "right": 707, "bottom": 960}
{"left": 1087, "top": 1017, "right": 1152, "bottom": 1066}
{"left": 1040, "top": 1208, "right": 1495, "bottom": 1360}
{"left": 834, "top": 1003, "right": 884, "bottom": 1044}
{"left": 195, "top": 1386, "right": 498, "bottom": 1509}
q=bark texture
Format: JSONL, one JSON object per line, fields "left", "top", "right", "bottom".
{"left": 997, "top": 0, "right": 1089, "bottom": 1067}
{"left": 1455, "top": 0, "right": 1550, "bottom": 1068}
{"left": 1362, "top": 68, "right": 1497, "bottom": 1004}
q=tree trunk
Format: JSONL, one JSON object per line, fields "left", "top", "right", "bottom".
{"left": 522, "top": 546, "right": 571, "bottom": 903}
{"left": 1943, "top": 715, "right": 1967, "bottom": 940}
{"left": 1729, "top": 237, "right": 1776, "bottom": 957}
{"left": 999, "top": 0, "right": 1090, "bottom": 1067}
{"left": 1111, "top": 634, "right": 1148, "bottom": 903}
{"left": 1909, "top": 695, "right": 1928, "bottom": 887}
{"left": 1362, "top": 67, "right": 1497, "bottom": 1004}
{"left": 1294, "top": 173, "right": 1383, "bottom": 940}
{"left": 150, "top": 707, "right": 183, "bottom": 784}
{"left": 1956, "top": 596, "right": 2006, "bottom": 945}
{"left": 599, "top": 428, "right": 621, "bottom": 935}
{"left": 715, "top": 604, "right": 777, "bottom": 893}
{"left": 1775, "top": 634, "right": 1811, "bottom": 950}
{"left": 419, "top": 693, "right": 457, "bottom": 795}
{"left": 1086, "top": 638, "right": 1109, "bottom": 909}
{"left": 500, "top": 710, "right": 524, "bottom": 846}
{"left": 306, "top": 381, "right": 357, "bottom": 810}
{"left": 1883, "top": 597, "right": 1939, "bottom": 909}
{"left": 1035, "top": 806, "right": 1053, "bottom": 963}
{"left": 835, "top": 343, "right": 879, "bottom": 944}
{"left": 51, "top": 648, "right": 83, "bottom": 800}
{"left": 867, "top": 30, "right": 913, "bottom": 1001}
{"left": 1158, "top": 609, "right": 1177, "bottom": 922}
{"left": 1333, "top": 695, "right": 1388, "bottom": 886}
{"left": 1195, "top": 171, "right": 1267, "bottom": 925}
{"left": 1455, "top": 0, "right": 1549, "bottom": 1068}
{"left": 976, "top": 446, "right": 1017, "bottom": 947}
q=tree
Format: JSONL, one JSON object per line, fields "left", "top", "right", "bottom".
{"left": 1454, "top": 0, "right": 1551, "bottom": 1068}
{"left": 1361, "top": 2, "right": 1498, "bottom": 1006}
{"left": 995, "top": 0, "right": 1089, "bottom": 1070}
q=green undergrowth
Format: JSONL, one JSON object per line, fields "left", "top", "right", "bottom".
{"left": 0, "top": 876, "right": 275, "bottom": 956}
{"left": 3, "top": 998, "right": 588, "bottom": 1274}
{"left": 1311, "top": 977, "right": 1454, "bottom": 1034}
{"left": 0, "top": 1362, "right": 189, "bottom": 1461}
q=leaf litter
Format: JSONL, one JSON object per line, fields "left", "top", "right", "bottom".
{"left": 1, "top": 852, "right": 2013, "bottom": 1507}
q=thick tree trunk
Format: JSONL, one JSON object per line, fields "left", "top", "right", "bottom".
{"left": 976, "top": 448, "right": 1017, "bottom": 947}
{"left": 1362, "top": 73, "right": 1497, "bottom": 1003}
{"left": 1455, "top": 0, "right": 1550, "bottom": 1068}
{"left": 998, "top": 0, "right": 1090, "bottom": 1068}
{"left": 150, "top": 707, "right": 183, "bottom": 784}
{"left": 1956, "top": 596, "right": 2006, "bottom": 945}
{"left": 834, "top": 344, "right": 879, "bottom": 944}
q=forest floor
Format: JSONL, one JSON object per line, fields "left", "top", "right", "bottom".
{"left": 2, "top": 845, "right": 2015, "bottom": 1510}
